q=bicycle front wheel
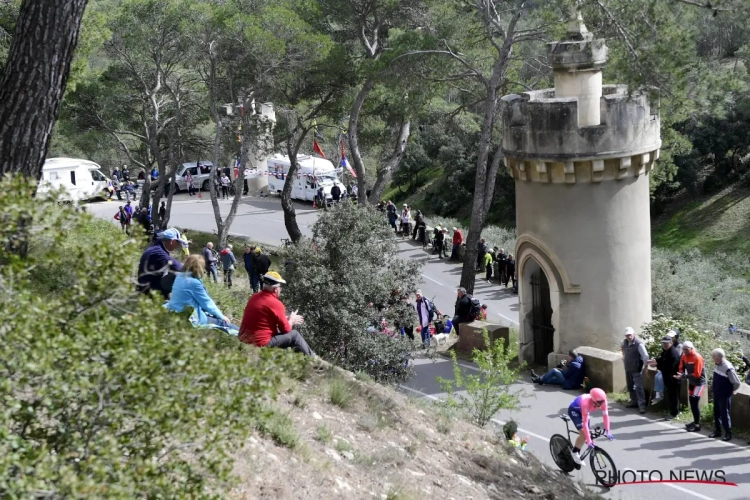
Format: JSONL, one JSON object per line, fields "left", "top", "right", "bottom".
{"left": 590, "top": 446, "right": 617, "bottom": 487}
{"left": 549, "top": 434, "right": 575, "bottom": 473}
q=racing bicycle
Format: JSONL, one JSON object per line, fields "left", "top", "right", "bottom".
{"left": 549, "top": 414, "right": 618, "bottom": 488}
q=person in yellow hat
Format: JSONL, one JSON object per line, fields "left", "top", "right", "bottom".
{"left": 238, "top": 271, "right": 314, "bottom": 356}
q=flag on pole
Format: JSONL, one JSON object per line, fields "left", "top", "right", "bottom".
{"left": 341, "top": 139, "right": 356, "bottom": 178}
{"left": 313, "top": 139, "right": 326, "bottom": 158}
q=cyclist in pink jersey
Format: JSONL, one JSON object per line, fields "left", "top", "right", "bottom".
{"left": 567, "top": 388, "right": 614, "bottom": 465}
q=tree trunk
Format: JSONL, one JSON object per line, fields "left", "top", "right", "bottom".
{"left": 348, "top": 76, "right": 375, "bottom": 205}
{"left": 459, "top": 5, "right": 522, "bottom": 294}
{"left": 281, "top": 126, "right": 308, "bottom": 244}
{"left": 368, "top": 120, "right": 411, "bottom": 204}
{"left": 0, "top": 0, "right": 89, "bottom": 178}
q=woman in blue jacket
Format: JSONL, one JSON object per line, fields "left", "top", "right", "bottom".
{"left": 166, "top": 254, "right": 239, "bottom": 334}
{"left": 531, "top": 350, "right": 585, "bottom": 390}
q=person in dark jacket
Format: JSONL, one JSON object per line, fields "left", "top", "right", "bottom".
{"left": 136, "top": 228, "right": 186, "bottom": 298}
{"left": 243, "top": 244, "right": 256, "bottom": 289}
{"left": 253, "top": 247, "right": 271, "bottom": 292}
{"left": 219, "top": 244, "right": 236, "bottom": 288}
{"left": 531, "top": 350, "right": 585, "bottom": 389}
{"left": 649, "top": 335, "right": 682, "bottom": 420}
{"left": 433, "top": 228, "right": 446, "bottom": 258}
{"left": 622, "top": 327, "right": 649, "bottom": 413}
{"left": 330, "top": 183, "right": 342, "bottom": 203}
{"left": 709, "top": 348, "right": 741, "bottom": 441}
{"left": 452, "top": 287, "right": 472, "bottom": 335}
{"left": 476, "top": 238, "right": 487, "bottom": 271}
{"left": 504, "top": 255, "right": 516, "bottom": 287}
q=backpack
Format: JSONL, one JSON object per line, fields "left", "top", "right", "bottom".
{"left": 468, "top": 296, "right": 481, "bottom": 320}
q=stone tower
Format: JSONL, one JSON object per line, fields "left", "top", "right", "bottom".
{"left": 500, "top": 14, "right": 661, "bottom": 366}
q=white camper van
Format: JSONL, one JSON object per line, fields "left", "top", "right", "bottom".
{"left": 266, "top": 154, "right": 346, "bottom": 202}
{"left": 37, "top": 158, "right": 110, "bottom": 202}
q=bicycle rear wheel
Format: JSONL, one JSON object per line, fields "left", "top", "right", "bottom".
{"left": 549, "top": 434, "right": 575, "bottom": 473}
{"left": 590, "top": 446, "right": 617, "bottom": 487}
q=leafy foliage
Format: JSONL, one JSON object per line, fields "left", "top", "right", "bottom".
{"left": 280, "top": 202, "right": 422, "bottom": 382}
{"left": 641, "top": 315, "right": 744, "bottom": 383}
{"left": 437, "top": 332, "right": 526, "bottom": 427}
{"left": 0, "top": 174, "right": 297, "bottom": 498}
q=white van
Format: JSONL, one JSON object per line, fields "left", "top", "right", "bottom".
{"left": 266, "top": 154, "right": 346, "bottom": 202}
{"left": 37, "top": 158, "right": 110, "bottom": 202}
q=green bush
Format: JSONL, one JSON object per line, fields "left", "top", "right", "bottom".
{"left": 280, "top": 203, "right": 422, "bottom": 382}
{"left": 0, "top": 175, "right": 297, "bottom": 498}
{"left": 641, "top": 315, "right": 744, "bottom": 382}
{"left": 437, "top": 331, "right": 527, "bottom": 427}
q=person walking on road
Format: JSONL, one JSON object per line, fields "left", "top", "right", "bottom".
{"left": 622, "top": 327, "right": 649, "bottom": 414}
{"left": 219, "top": 244, "right": 236, "bottom": 288}
{"left": 675, "top": 341, "right": 706, "bottom": 432}
{"left": 708, "top": 348, "right": 741, "bottom": 441}
{"left": 202, "top": 242, "right": 218, "bottom": 283}
{"left": 649, "top": 335, "right": 682, "bottom": 420}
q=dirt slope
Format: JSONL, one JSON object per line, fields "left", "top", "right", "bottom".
{"left": 228, "top": 363, "right": 600, "bottom": 500}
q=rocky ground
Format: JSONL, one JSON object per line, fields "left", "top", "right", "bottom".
{"left": 227, "top": 362, "right": 601, "bottom": 500}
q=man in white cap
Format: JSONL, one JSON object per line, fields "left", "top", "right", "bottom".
{"left": 621, "top": 326, "right": 649, "bottom": 413}
{"left": 413, "top": 290, "right": 435, "bottom": 348}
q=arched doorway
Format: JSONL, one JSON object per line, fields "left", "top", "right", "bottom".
{"left": 518, "top": 254, "right": 561, "bottom": 367}
{"left": 530, "top": 267, "right": 555, "bottom": 365}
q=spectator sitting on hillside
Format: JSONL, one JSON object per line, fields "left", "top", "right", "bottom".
{"left": 165, "top": 254, "right": 239, "bottom": 334}
{"left": 238, "top": 272, "right": 314, "bottom": 356}
{"left": 136, "top": 228, "right": 187, "bottom": 298}
{"left": 531, "top": 350, "right": 585, "bottom": 389}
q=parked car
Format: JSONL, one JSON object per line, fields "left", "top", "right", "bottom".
{"left": 165, "top": 161, "right": 214, "bottom": 194}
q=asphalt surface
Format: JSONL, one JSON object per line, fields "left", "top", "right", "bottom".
{"left": 87, "top": 194, "right": 750, "bottom": 499}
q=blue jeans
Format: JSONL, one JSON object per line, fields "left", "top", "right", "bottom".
{"left": 541, "top": 368, "right": 566, "bottom": 385}
{"left": 654, "top": 371, "right": 664, "bottom": 394}
{"left": 420, "top": 326, "right": 431, "bottom": 348}
{"left": 207, "top": 265, "right": 218, "bottom": 283}
{"left": 206, "top": 316, "right": 239, "bottom": 331}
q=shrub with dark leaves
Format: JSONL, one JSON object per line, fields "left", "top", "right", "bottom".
{"left": 280, "top": 202, "right": 423, "bottom": 382}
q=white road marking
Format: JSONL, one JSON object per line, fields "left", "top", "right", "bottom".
{"left": 496, "top": 311, "right": 519, "bottom": 326}
{"left": 421, "top": 274, "right": 444, "bottom": 287}
{"left": 622, "top": 468, "right": 717, "bottom": 500}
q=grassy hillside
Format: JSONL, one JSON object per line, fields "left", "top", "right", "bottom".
{"left": 653, "top": 186, "right": 750, "bottom": 256}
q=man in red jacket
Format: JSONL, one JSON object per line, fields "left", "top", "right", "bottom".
{"left": 450, "top": 227, "right": 463, "bottom": 261}
{"left": 238, "top": 271, "right": 313, "bottom": 356}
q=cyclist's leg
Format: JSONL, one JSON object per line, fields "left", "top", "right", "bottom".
{"left": 568, "top": 406, "right": 586, "bottom": 450}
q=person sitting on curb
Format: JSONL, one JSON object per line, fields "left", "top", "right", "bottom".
{"left": 238, "top": 272, "right": 314, "bottom": 356}
{"left": 531, "top": 350, "right": 585, "bottom": 389}
{"left": 165, "top": 254, "right": 239, "bottom": 334}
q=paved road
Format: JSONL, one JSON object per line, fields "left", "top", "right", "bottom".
{"left": 87, "top": 195, "right": 750, "bottom": 499}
